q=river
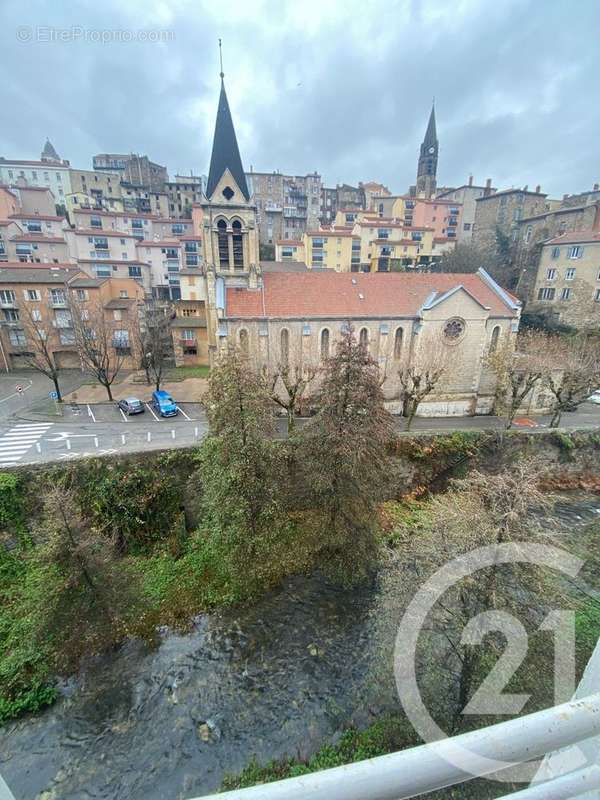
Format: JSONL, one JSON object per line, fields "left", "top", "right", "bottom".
{"left": 1, "top": 494, "right": 599, "bottom": 800}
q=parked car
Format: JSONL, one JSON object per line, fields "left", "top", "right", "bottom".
{"left": 117, "top": 397, "right": 145, "bottom": 415}
{"left": 152, "top": 390, "right": 179, "bottom": 417}
{"left": 587, "top": 390, "right": 600, "bottom": 405}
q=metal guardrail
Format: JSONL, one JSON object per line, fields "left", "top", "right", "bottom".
{"left": 193, "top": 693, "right": 600, "bottom": 800}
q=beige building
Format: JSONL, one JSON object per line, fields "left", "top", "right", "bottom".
{"left": 472, "top": 187, "right": 549, "bottom": 251}
{"left": 0, "top": 265, "right": 144, "bottom": 370}
{"left": 220, "top": 268, "right": 521, "bottom": 417}
{"left": 436, "top": 177, "right": 495, "bottom": 242}
{"left": 165, "top": 175, "right": 204, "bottom": 217}
{"left": 135, "top": 239, "right": 182, "bottom": 299}
{"left": 0, "top": 141, "right": 71, "bottom": 205}
{"left": 67, "top": 168, "right": 123, "bottom": 215}
{"left": 247, "top": 170, "right": 322, "bottom": 245}
{"left": 527, "top": 231, "right": 600, "bottom": 329}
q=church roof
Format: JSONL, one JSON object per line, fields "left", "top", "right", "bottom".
{"left": 225, "top": 270, "right": 519, "bottom": 320}
{"left": 423, "top": 105, "right": 437, "bottom": 147}
{"left": 41, "top": 138, "right": 60, "bottom": 162}
{"left": 206, "top": 80, "right": 250, "bottom": 201}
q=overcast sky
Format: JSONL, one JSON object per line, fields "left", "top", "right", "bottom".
{"left": 1, "top": 0, "right": 598, "bottom": 197}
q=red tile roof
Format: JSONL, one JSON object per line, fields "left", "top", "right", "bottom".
{"left": 545, "top": 231, "right": 600, "bottom": 245}
{"left": 277, "top": 239, "right": 303, "bottom": 245}
{"left": 226, "top": 272, "right": 517, "bottom": 320}
{"left": 72, "top": 228, "right": 136, "bottom": 238}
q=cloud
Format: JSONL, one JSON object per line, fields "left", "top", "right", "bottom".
{"left": 0, "top": 0, "right": 598, "bottom": 196}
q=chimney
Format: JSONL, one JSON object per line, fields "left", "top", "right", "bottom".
{"left": 468, "top": 175, "right": 473, "bottom": 187}
{"left": 594, "top": 183, "right": 599, "bottom": 191}
{"left": 535, "top": 185, "right": 541, "bottom": 194}
{"left": 484, "top": 178, "right": 492, "bottom": 196}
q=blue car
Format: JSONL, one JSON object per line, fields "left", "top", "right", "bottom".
{"left": 152, "top": 390, "right": 179, "bottom": 417}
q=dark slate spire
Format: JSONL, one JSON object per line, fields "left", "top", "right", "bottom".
{"left": 41, "top": 138, "right": 60, "bottom": 163}
{"left": 423, "top": 102, "right": 437, "bottom": 148}
{"left": 206, "top": 46, "right": 250, "bottom": 202}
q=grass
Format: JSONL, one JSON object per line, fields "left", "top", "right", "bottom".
{"left": 165, "top": 365, "right": 210, "bottom": 381}
{"left": 221, "top": 714, "right": 419, "bottom": 790}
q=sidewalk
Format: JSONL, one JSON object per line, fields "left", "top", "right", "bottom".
{"left": 61, "top": 372, "right": 209, "bottom": 404}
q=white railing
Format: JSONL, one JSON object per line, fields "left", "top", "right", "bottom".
{"left": 193, "top": 693, "right": 600, "bottom": 800}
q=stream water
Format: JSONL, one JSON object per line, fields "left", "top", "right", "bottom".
{"left": 1, "top": 495, "right": 599, "bottom": 800}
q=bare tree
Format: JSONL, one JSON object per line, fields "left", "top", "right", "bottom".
{"left": 133, "top": 301, "right": 174, "bottom": 390}
{"left": 68, "top": 294, "right": 128, "bottom": 401}
{"left": 485, "top": 329, "right": 547, "bottom": 428}
{"left": 266, "top": 364, "right": 317, "bottom": 433}
{"left": 541, "top": 335, "right": 600, "bottom": 427}
{"left": 397, "top": 334, "right": 450, "bottom": 430}
{"left": 17, "top": 301, "right": 63, "bottom": 400}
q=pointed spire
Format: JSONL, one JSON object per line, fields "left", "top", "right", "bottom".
{"left": 41, "top": 138, "right": 60, "bottom": 163}
{"left": 206, "top": 46, "right": 250, "bottom": 202}
{"left": 423, "top": 102, "right": 437, "bottom": 148}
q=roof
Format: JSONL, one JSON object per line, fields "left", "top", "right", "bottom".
{"left": 276, "top": 239, "right": 303, "bottom": 246}
{"left": 71, "top": 228, "right": 135, "bottom": 238}
{"left": 104, "top": 298, "right": 136, "bottom": 310}
{"left": 9, "top": 214, "right": 64, "bottom": 222}
{"left": 476, "top": 188, "right": 547, "bottom": 201}
{"left": 41, "top": 139, "right": 60, "bottom": 161}
{"left": 422, "top": 104, "right": 437, "bottom": 148}
{"left": 69, "top": 276, "right": 104, "bottom": 287}
{"left": 77, "top": 258, "right": 149, "bottom": 266}
{"left": 261, "top": 260, "right": 308, "bottom": 273}
{"left": 11, "top": 234, "right": 66, "bottom": 243}
{"left": 0, "top": 158, "right": 69, "bottom": 168}
{"left": 225, "top": 271, "right": 518, "bottom": 320}
{"left": 519, "top": 204, "right": 595, "bottom": 223}
{"left": 137, "top": 239, "right": 181, "bottom": 247}
{"left": 206, "top": 80, "right": 250, "bottom": 201}
{"left": 306, "top": 230, "right": 358, "bottom": 238}
{"left": 0, "top": 266, "right": 79, "bottom": 284}
{"left": 544, "top": 231, "right": 600, "bottom": 246}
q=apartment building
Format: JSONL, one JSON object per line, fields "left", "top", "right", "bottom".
{"left": 248, "top": 170, "right": 322, "bottom": 244}
{"left": 436, "top": 177, "right": 496, "bottom": 242}
{"left": 527, "top": 231, "right": 600, "bottom": 329}
{"left": 275, "top": 239, "right": 305, "bottom": 262}
{"left": 170, "top": 298, "right": 209, "bottom": 366}
{"left": 70, "top": 209, "right": 195, "bottom": 241}
{"left": 136, "top": 239, "right": 182, "bottom": 299}
{"left": 67, "top": 168, "right": 124, "bottom": 215}
{"left": 0, "top": 265, "right": 144, "bottom": 370}
{"left": 0, "top": 142, "right": 71, "bottom": 205}
{"left": 93, "top": 153, "right": 168, "bottom": 192}
{"left": 472, "top": 186, "right": 549, "bottom": 250}
{"left": 165, "top": 175, "right": 204, "bottom": 217}
{"left": 120, "top": 183, "right": 170, "bottom": 216}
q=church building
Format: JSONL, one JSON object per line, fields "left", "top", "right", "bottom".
{"left": 190, "top": 68, "right": 526, "bottom": 418}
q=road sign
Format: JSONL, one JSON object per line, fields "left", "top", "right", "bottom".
{"left": 49, "top": 391, "right": 58, "bottom": 400}
{"left": 15, "top": 385, "right": 23, "bottom": 394}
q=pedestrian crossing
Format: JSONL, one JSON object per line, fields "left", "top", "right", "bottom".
{"left": 0, "top": 423, "right": 53, "bottom": 466}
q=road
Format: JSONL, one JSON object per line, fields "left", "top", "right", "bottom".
{"left": 0, "top": 369, "right": 89, "bottom": 421}
{"left": 0, "top": 399, "right": 598, "bottom": 468}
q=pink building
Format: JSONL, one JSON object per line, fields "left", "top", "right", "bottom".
{"left": 405, "top": 196, "right": 462, "bottom": 244}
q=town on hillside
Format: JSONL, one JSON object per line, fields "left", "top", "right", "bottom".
{"left": 0, "top": 67, "right": 599, "bottom": 431}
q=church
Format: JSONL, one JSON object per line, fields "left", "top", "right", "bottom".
{"left": 185, "top": 68, "right": 524, "bottom": 417}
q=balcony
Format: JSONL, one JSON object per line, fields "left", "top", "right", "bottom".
{"left": 0, "top": 298, "right": 17, "bottom": 309}
{"left": 264, "top": 202, "right": 282, "bottom": 212}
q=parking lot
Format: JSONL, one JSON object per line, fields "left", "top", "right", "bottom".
{"left": 61, "top": 401, "right": 205, "bottom": 425}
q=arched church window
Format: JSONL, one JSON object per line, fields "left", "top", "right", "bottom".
{"left": 232, "top": 219, "right": 244, "bottom": 269}
{"left": 280, "top": 328, "right": 289, "bottom": 366}
{"left": 394, "top": 327, "right": 404, "bottom": 359}
{"left": 320, "top": 328, "right": 330, "bottom": 360}
{"left": 490, "top": 325, "right": 501, "bottom": 353}
{"left": 239, "top": 328, "right": 249, "bottom": 356}
{"left": 359, "top": 327, "right": 369, "bottom": 350}
{"left": 217, "top": 219, "right": 229, "bottom": 267}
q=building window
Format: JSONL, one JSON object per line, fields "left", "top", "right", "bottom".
{"left": 443, "top": 317, "right": 466, "bottom": 340}
{"left": 489, "top": 325, "right": 500, "bottom": 353}
{"left": 76, "top": 289, "right": 87, "bottom": 301}
{"left": 546, "top": 268, "right": 557, "bottom": 280}
{"left": 26, "top": 289, "right": 40, "bottom": 301}
{"left": 561, "top": 288, "right": 572, "bottom": 300}
{"left": 239, "top": 328, "right": 249, "bottom": 356}
{"left": 232, "top": 220, "right": 244, "bottom": 268}
{"left": 31, "top": 309, "right": 41, "bottom": 322}
{"left": 565, "top": 268, "right": 576, "bottom": 280}
{"left": 359, "top": 327, "right": 369, "bottom": 350}
{"left": 551, "top": 247, "right": 560, "bottom": 259}
{"left": 0, "top": 290, "right": 15, "bottom": 305}
{"left": 129, "top": 266, "right": 142, "bottom": 278}
{"left": 595, "top": 289, "right": 600, "bottom": 303}
{"left": 393, "top": 327, "right": 403, "bottom": 359}
{"left": 524, "top": 226, "right": 533, "bottom": 243}
{"left": 9, "top": 329, "right": 26, "bottom": 347}
{"left": 217, "top": 219, "right": 229, "bottom": 267}
{"left": 568, "top": 246, "right": 583, "bottom": 259}
{"left": 538, "top": 287, "right": 556, "bottom": 301}
{"left": 280, "top": 328, "right": 289, "bottom": 366}
{"left": 320, "top": 328, "right": 330, "bottom": 360}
